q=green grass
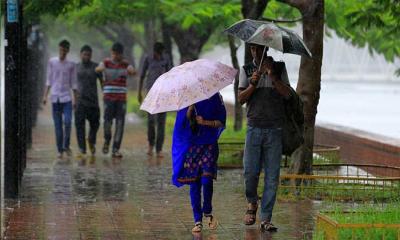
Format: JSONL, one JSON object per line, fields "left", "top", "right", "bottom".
{"left": 276, "top": 181, "right": 400, "bottom": 202}
{"left": 314, "top": 202, "right": 400, "bottom": 240}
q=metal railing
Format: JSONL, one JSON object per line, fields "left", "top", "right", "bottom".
{"left": 278, "top": 165, "right": 400, "bottom": 201}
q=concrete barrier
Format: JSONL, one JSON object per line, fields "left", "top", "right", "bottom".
{"left": 315, "top": 123, "right": 400, "bottom": 177}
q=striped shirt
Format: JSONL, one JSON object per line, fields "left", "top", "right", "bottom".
{"left": 101, "top": 59, "right": 133, "bottom": 102}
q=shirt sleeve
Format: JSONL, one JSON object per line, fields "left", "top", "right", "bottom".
{"left": 70, "top": 63, "right": 78, "bottom": 90}
{"left": 140, "top": 56, "right": 149, "bottom": 79}
{"left": 238, "top": 67, "right": 249, "bottom": 89}
{"left": 46, "top": 59, "right": 52, "bottom": 87}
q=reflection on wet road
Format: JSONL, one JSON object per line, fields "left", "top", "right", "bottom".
{"left": 3, "top": 111, "right": 317, "bottom": 239}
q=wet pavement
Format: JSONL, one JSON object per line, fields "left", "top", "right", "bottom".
{"left": 3, "top": 108, "right": 318, "bottom": 240}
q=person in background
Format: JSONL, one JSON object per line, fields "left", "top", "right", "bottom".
{"left": 43, "top": 39, "right": 78, "bottom": 158}
{"left": 75, "top": 45, "right": 103, "bottom": 158}
{"left": 138, "top": 42, "right": 173, "bottom": 158}
{"left": 96, "top": 42, "right": 136, "bottom": 158}
{"left": 171, "top": 93, "right": 226, "bottom": 233}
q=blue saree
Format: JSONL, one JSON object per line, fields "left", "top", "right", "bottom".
{"left": 171, "top": 93, "right": 226, "bottom": 187}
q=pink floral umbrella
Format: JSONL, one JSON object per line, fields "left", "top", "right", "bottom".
{"left": 140, "top": 59, "right": 237, "bottom": 114}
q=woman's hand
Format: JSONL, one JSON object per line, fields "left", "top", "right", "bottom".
{"left": 195, "top": 116, "right": 204, "bottom": 125}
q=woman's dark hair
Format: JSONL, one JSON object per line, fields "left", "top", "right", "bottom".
{"left": 59, "top": 39, "right": 70, "bottom": 50}
{"left": 80, "top": 45, "right": 92, "bottom": 53}
{"left": 111, "top": 42, "right": 124, "bottom": 54}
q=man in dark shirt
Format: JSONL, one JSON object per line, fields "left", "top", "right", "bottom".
{"left": 238, "top": 44, "right": 291, "bottom": 232}
{"left": 138, "top": 42, "right": 173, "bottom": 158}
{"left": 75, "top": 45, "right": 103, "bottom": 157}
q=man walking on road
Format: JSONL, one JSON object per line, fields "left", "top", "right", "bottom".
{"left": 238, "top": 44, "right": 291, "bottom": 232}
{"left": 75, "top": 45, "right": 103, "bottom": 158}
{"left": 43, "top": 39, "right": 78, "bottom": 159}
{"left": 96, "top": 42, "right": 136, "bottom": 158}
{"left": 138, "top": 42, "right": 173, "bottom": 158}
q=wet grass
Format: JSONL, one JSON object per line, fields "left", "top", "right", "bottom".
{"left": 277, "top": 182, "right": 400, "bottom": 202}
{"left": 314, "top": 202, "right": 400, "bottom": 240}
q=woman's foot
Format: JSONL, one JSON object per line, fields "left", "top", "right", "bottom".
{"left": 204, "top": 214, "right": 218, "bottom": 230}
{"left": 244, "top": 203, "right": 258, "bottom": 225}
{"left": 191, "top": 222, "right": 203, "bottom": 233}
{"left": 260, "top": 221, "right": 278, "bottom": 232}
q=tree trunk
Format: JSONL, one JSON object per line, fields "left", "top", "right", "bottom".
{"left": 241, "top": 0, "right": 270, "bottom": 65}
{"left": 228, "top": 36, "right": 243, "bottom": 131}
{"left": 232, "top": 0, "right": 270, "bottom": 131}
{"left": 144, "top": 19, "right": 157, "bottom": 53}
{"left": 161, "top": 17, "right": 174, "bottom": 66}
{"left": 289, "top": 0, "right": 324, "bottom": 174}
{"left": 169, "top": 25, "right": 214, "bottom": 63}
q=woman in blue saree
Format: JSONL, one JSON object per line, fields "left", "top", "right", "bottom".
{"left": 172, "top": 93, "right": 226, "bottom": 233}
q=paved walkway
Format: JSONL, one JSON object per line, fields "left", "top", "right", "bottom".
{"left": 3, "top": 108, "right": 318, "bottom": 240}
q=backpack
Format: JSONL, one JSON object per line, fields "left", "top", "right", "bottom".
{"left": 282, "top": 87, "right": 304, "bottom": 156}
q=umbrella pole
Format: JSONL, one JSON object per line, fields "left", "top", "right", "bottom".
{"left": 258, "top": 45, "right": 267, "bottom": 72}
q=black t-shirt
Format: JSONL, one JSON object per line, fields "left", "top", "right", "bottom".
{"left": 76, "top": 61, "right": 101, "bottom": 108}
{"left": 239, "top": 61, "right": 289, "bottom": 128}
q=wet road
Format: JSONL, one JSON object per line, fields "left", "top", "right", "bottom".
{"left": 3, "top": 109, "right": 318, "bottom": 240}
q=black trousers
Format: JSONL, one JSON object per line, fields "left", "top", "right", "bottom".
{"left": 104, "top": 100, "right": 126, "bottom": 152}
{"left": 147, "top": 112, "right": 167, "bottom": 152}
{"left": 75, "top": 104, "right": 100, "bottom": 153}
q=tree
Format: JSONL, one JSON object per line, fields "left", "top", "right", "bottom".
{"left": 325, "top": 0, "right": 400, "bottom": 74}
{"left": 274, "top": 0, "right": 324, "bottom": 175}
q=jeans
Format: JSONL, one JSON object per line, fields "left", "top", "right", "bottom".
{"left": 103, "top": 100, "right": 126, "bottom": 152}
{"left": 147, "top": 112, "right": 167, "bottom": 152}
{"left": 75, "top": 104, "right": 100, "bottom": 153}
{"left": 52, "top": 101, "right": 72, "bottom": 153}
{"left": 190, "top": 177, "right": 213, "bottom": 223}
{"left": 243, "top": 126, "right": 282, "bottom": 222}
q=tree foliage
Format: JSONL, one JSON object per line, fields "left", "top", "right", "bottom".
{"left": 326, "top": 0, "right": 400, "bottom": 64}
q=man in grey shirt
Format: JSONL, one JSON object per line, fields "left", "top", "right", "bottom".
{"left": 138, "top": 42, "right": 173, "bottom": 158}
{"left": 238, "top": 44, "right": 291, "bottom": 232}
{"left": 75, "top": 45, "right": 103, "bottom": 157}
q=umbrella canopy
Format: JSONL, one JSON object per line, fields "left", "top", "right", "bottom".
{"left": 224, "top": 19, "right": 312, "bottom": 58}
{"left": 140, "top": 59, "right": 237, "bottom": 114}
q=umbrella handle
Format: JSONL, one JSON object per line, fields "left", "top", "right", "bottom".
{"left": 258, "top": 46, "right": 268, "bottom": 72}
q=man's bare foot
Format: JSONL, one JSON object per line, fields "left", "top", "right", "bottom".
{"left": 147, "top": 145, "right": 154, "bottom": 156}
{"left": 156, "top": 151, "right": 164, "bottom": 158}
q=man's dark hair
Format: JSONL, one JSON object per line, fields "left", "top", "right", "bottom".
{"left": 80, "top": 45, "right": 92, "bottom": 53}
{"left": 153, "top": 42, "right": 165, "bottom": 54}
{"left": 59, "top": 39, "right": 70, "bottom": 50}
{"left": 249, "top": 43, "right": 268, "bottom": 50}
{"left": 111, "top": 42, "right": 124, "bottom": 54}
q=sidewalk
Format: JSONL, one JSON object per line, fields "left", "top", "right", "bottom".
{"left": 3, "top": 108, "right": 318, "bottom": 240}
